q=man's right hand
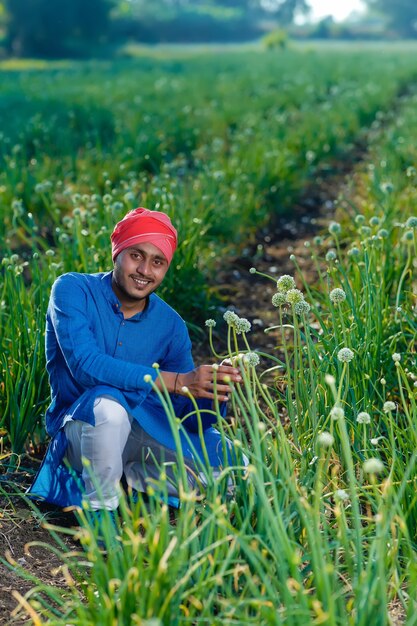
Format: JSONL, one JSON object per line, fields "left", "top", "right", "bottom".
{"left": 158, "top": 365, "right": 242, "bottom": 401}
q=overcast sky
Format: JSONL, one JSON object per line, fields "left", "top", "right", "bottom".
{"left": 305, "top": 0, "right": 367, "bottom": 22}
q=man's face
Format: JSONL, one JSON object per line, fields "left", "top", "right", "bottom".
{"left": 112, "top": 242, "right": 169, "bottom": 312}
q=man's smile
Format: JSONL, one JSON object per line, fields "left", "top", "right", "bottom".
{"left": 131, "top": 275, "right": 152, "bottom": 287}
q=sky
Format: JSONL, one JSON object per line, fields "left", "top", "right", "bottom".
{"left": 305, "top": 0, "right": 367, "bottom": 22}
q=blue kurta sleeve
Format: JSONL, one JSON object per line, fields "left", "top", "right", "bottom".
{"left": 49, "top": 274, "right": 157, "bottom": 391}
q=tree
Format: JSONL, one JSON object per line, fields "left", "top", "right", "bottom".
{"left": 254, "top": 0, "right": 310, "bottom": 25}
{"left": 115, "top": 0, "right": 310, "bottom": 26}
{"left": 364, "top": 0, "right": 417, "bottom": 37}
{"left": 112, "top": 0, "right": 311, "bottom": 44}
{"left": 5, "top": 0, "right": 115, "bottom": 57}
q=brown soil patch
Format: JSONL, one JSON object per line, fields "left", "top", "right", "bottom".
{"left": 0, "top": 469, "right": 79, "bottom": 624}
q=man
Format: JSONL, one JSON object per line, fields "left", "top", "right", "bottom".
{"left": 29, "top": 207, "right": 242, "bottom": 512}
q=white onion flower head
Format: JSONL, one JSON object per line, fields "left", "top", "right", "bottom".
{"left": 235, "top": 317, "right": 251, "bottom": 335}
{"left": 249, "top": 267, "right": 257, "bottom": 274}
{"left": 405, "top": 216, "right": 417, "bottom": 228}
{"left": 392, "top": 353, "right": 401, "bottom": 362}
{"left": 286, "top": 289, "right": 304, "bottom": 306}
{"left": 325, "top": 374, "right": 336, "bottom": 385}
{"left": 329, "top": 221, "right": 342, "bottom": 235}
{"left": 222, "top": 354, "right": 245, "bottom": 367}
{"left": 294, "top": 300, "right": 311, "bottom": 316}
{"left": 402, "top": 230, "right": 414, "bottom": 243}
{"left": 272, "top": 292, "right": 287, "bottom": 307}
{"left": 326, "top": 249, "right": 337, "bottom": 262}
{"left": 335, "top": 489, "right": 349, "bottom": 501}
{"left": 317, "top": 431, "right": 334, "bottom": 448}
{"left": 243, "top": 352, "right": 260, "bottom": 367}
{"left": 223, "top": 311, "right": 251, "bottom": 334}
{"left": 378, "top": 229, "right": 389, "bottom": 239}
{"left": 380, "top": 182, "right": 394, "bottom": 194}
{"left": 337, "top": 348, "right": 354, "bottom": 363}
{"left": 223, "top": 310, "right": 239, "bottom": 326}
{"left": 348, "top": 246, "right": 360, "bottom": 257}
{"left": 330, "top": 406, "right": 345, "bottom": 420}
{"left": 355, "top": 214, "right": 365, "bottom": 225}
{"left": 11, "top": 199, "right": 24, "bottom": 212}
{"left": 205, "top": 319, "right": 216, "bottom": 328}
{"left": 383, "top": 401, "right": 396, "bottom": 413}
{"left": 363, "top": 458, "right": 384, "bottom": 474}
{"left": 356, "top": 411, "right": 371, "bottom": 424}
{"left": 330, "top": 288, "right": 346, "bottom": 304}
{"left": 276, "top": 274, "right": 296, "bottom": 293}
{"left": 124, "top": 191, "right": 135, "bottom": 203}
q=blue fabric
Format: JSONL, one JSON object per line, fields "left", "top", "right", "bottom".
{"left": 29, "top": 430, "right": 84, "bottom": 507}
{"left": 28, "top": 271, "right": 229, "bottom": 509}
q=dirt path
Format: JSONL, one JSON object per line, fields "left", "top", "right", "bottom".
{"left": 196, "top": 141, "right": 365, "bottom": 362}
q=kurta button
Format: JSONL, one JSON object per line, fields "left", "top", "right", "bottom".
{"left": 118, "top": 342, "right": 122, "bottom": 346}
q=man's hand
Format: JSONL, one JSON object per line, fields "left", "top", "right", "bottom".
{"left": 158, "top": 365, "right": 242, "bottom": 401}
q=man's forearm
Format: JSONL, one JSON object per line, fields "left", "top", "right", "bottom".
{"left": 155, "top": 371, "right": 183, "bottom": 394}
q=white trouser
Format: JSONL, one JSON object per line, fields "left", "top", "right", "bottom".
{"left": 64, "top": 395, "right": 215, "bottom": 510}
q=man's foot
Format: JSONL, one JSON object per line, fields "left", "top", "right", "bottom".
{"left": 83, "top": 508, "right": 120, "bottom": 552}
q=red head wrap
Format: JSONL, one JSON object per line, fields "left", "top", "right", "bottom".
{"left": 111, "top": 208, "right": 178, "bottom": 265}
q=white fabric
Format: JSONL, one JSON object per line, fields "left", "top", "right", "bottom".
{"left": 64, "top": 395, "right": 220, "bottom": 510}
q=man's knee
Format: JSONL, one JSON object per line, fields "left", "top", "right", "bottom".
{"left": 93, "top": 395, "right": 131, "bottom": 431}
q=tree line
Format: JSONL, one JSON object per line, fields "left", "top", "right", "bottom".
{"left": 3, "top": 0, "right": 417, "bottom": 58}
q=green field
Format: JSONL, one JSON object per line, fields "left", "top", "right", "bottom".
{"left": 1, "top": 44, "right": 417, "bottom": 624}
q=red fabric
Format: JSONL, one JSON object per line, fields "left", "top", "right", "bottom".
{"left": 111, "top": 208, "right": 178, "bottom": 265}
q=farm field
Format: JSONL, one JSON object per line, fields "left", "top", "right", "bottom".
{"left": 1, "top": 43, "right": 417, "bottom": 624}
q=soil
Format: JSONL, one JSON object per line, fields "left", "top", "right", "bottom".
{"left": 0, "top": 480, "right": 79, "bottom": 625}
{"left": 0, "top": 136, "right": 404, "bottom": 625}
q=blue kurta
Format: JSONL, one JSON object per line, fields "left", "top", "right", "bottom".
{"left": 28, "top": 271, "right": 229, "bottom": 508}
